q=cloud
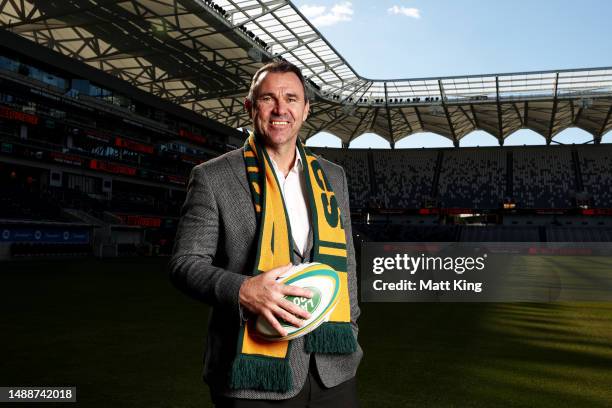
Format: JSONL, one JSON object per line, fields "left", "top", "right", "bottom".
{"left": 300, "top": 2, "right": 353, "bottom": 27}
{"left": 300, "top": 4, "right": 326, "bottom": 18}
{"left": 387, "top": 5, "right": 421, "bottom": 19}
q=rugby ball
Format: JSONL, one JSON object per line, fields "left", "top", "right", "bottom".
{"left": 254, "top": 262, "right": 340, "bottom": 342}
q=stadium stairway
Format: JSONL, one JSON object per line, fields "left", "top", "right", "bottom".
{"left": 367, "top": 151, "right": 377, "bottom": 198}
{"left": 63, "top": 208, "right": 106, "bottom": 227}
{"left": 431, "top": 151, "right": 444, "bottom": 200}
{"left": 505, "top": 151, "right": 513, "bottom": 198}
{"left": 62, "top": 209, "right": 144, "bottom": 257}
{"left": 571, "top": 149, "right": 584, "bottom": 193}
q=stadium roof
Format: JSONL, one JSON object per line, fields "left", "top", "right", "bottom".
{"left": 2, "top": 0, "right": 612, "bottom": 146}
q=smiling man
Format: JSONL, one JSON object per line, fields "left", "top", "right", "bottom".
{"left": 170, "top": 61, "right": 362, "bottom": 407}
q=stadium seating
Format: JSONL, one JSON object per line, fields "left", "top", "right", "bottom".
{"left": 546, "top": 227, "right": 612, "bottom": 242}
{"left": 577, "top": 145, "right": 612, "bottom": 207}
{"left": 438, "top": 148, "right": 506, "bottom": 208}
{"left": 355, "top": 222, "right": 612, "bottom": 244}
{"left": 512, "top": 147, "right": 575, "bottom": 208}
{"left": 312, "top": 145, "right": 609, "bottom": 211}
{"left": 354, "top": 223, "right": 461, "bottom": 242}
{"left": 371, "top": 149, "right": 437, "bottom": 209}
{"left": 0, "top": 184, "right": 67, "bottom": 222}
{"left": 311, "top": 145, "right": 612, "bottom": 211}
{"left": 311, "top": 147, "right": 371, "bottom": 208}
{"left": 460, "top": 226, "right": 540, "bottom": 242}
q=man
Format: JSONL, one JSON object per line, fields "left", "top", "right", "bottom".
{"left": 170, "top": 61, "right": 362, "bottom": 407}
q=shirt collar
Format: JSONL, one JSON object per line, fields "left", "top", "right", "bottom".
{"left": 293, "top": 144, "right": 303, "bottom": 170}
{"left": 270, "top": 144, "right": 303, "bottom": 174}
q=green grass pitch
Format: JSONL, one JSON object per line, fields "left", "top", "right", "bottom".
{"left": 1, "top": 258, "right": 611, "bottom": 407}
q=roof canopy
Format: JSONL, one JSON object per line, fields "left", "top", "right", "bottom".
{"left": 2, "top": 0, "right": 612, "bottom": 145}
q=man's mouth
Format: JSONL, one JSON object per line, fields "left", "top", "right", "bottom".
{"left": 271, "top": 120, "right": 289, "bottom": 126}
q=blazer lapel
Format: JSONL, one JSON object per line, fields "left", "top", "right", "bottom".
{"left": 225, "top": 147, "right": 251, "bottom": 196}
{"left": 223, "top": 148, "right": 259, "bottom": 245}
{"left": 304, "top": 227, "right": 314, "bottom": 261}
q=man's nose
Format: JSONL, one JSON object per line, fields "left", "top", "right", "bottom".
{"left": 272, "top": 99, "right": 288, "bottom": 115}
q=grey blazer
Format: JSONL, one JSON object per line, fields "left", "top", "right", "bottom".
{"left": 169, "top": 147, "right": 362, "bottom": 400}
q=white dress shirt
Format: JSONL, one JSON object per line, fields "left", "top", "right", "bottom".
{"left": 270, "top": 146, "right": 311, "bottom": 256}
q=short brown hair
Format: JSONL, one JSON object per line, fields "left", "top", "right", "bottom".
{"left": 246, "top": 61, "right": 308, "bottom": 104}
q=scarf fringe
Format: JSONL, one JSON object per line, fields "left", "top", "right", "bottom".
{"left": 229, "top": 355, "right": 293, "bottom": 392}
{"left": 305, "top": 322, "right": 357, "bottom": 354}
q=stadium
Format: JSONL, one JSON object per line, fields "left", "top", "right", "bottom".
{"left": 1, "top": 1, "right": 611, "bottom": 407}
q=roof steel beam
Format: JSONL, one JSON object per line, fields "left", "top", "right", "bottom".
{"left": 439, "top": 79, "right": 458, "bottom": 147}
{"left": 495, "top": 76, "right": 504, "bottom": 145}
{"left": 469, "top": 104, "right": 480, "bottom": 129}
{"left": 226, "top": 0, "right": 287, "bottom": 28}
{"left": 414, "top": 106, "right": 424, "bottom": 131}
{"left": 547, "top": 73, "right": 560, "bottom": 144}
{"left": 384, "top": 83, "right": 394, "bottom": 142}
{"left": 597, "top": 105, "right": 612, "bottom": 144}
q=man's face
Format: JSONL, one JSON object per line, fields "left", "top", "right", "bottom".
{"left": 247, "top": 71, "right": 309, "bottom": 150}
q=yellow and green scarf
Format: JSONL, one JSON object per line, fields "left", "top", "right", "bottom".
{"left": 229, "top": 133, "right": 356, "bottom": 392}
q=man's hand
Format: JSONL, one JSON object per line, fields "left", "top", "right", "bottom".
{"left": 239, "top": 263, "right": 313, "bottom": 337}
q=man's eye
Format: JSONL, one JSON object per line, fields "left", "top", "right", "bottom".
{"left": 288, "top": 98, "right": 298, "bottom": 103}
{"left": 260, "top": 97, "right": 272, "bottom": 103}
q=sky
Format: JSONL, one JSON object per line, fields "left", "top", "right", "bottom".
{"left": 292, "top": 0, "right": 612, "bottom": 148}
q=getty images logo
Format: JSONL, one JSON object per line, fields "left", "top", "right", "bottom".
{"left": 372, "top": 253, "right": 488, "bottom": 275}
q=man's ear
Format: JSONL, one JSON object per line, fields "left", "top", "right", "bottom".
{"left": 244, "top": 98, "right": 253, "bottom": 117}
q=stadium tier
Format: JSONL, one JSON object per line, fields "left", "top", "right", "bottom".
{"left": 312, "top": 144, "right": 612, "bottom": 211}
{"left": 0, "top": 38, "right": 246, "bottom": 258}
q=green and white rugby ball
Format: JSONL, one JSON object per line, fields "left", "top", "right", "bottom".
{"left": 254, "top": 262, "right": 340, "bottom": 341}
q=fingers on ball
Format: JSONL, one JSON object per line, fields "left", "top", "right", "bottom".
{"left": 274, "top": 305, "right": 304, "bottom": 328}
{"left": 263, "top": 310, "right": 287, "bottom": 337}
{"left": 280, "top": 298, "right": 311, "bottom": 320}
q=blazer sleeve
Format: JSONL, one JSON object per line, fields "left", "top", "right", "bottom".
{"left": 338, "top": 167, "right": 361, "bottom": 329}
{"left": 168, "top": 164, "right": 247, "bottom": 315}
